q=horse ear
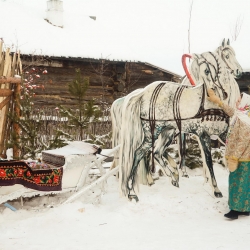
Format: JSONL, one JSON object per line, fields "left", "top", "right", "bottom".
{"left": 222, "top": 38, "right": 225, "bottom": 47}
{"left": 227, "top": 39, "right": 230, "bottom": 45}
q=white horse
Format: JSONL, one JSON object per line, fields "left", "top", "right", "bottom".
{"left": 117, "top": 46, "right": 242, "bottom": 201}
{"left": 176, "top": 39, "right": 241, "bottom": 177}
{"left": 111, "top": 39, "right": 242, "bottom": 189}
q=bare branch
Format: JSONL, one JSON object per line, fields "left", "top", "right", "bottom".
{"left": 230, "top": 15, "right": 244, "bottom": 42}
{"left": 188, "top": 0, "right": 193, "bottom": 54}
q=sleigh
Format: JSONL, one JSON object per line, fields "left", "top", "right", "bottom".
{"left": 0, "top": 141, "right": 119, "bottom": 206}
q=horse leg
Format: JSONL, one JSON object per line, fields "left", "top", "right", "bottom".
{"left": 218, "top": 129, "right": 227, "bottom": 145}
{"left": 154, "top": 127, "right": 179, "bottom": 187}
{"left": 144, "top": 150, "right": 155, "bottom": 185}
{"left": 177, "top": 133, "right": 189, "bottom": 178}
{"left": 127, "top": 139, "right": 152, "bottom": 201}
{"left": 160, "top": 152, "right": 180, "bottom": 187}
{"left": 198, "top": 131, "right": 223, "bottom": 198}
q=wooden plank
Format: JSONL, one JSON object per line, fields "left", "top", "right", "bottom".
{"left": 0, "top": 96, "right": 11, "bottom": 110}
{"left": 88, "top": 85, "right": 113, "bottom": 90}
{"left": 0, "top": 77, "right": 21, "bottom": 84}
{"left": 0, "top": 42, "right": 22, "bottom": 157}
{"left": 0, "top": 42, "right": 4, "bottom": 76}
{"left": 6, "top": 54, "right": 12, "bottom": 77}
{"left": 11, "top": 52, "right": 17, "bottom": 76}
{"left": 13, "top": 82, "right": 21, "bottom": 159}
{"left": 0, "top": 48, "right": 14, "bottom": 155}
{"left": 0, "top": 89, "right": 13, "bottom": 97}
{"left": 0, "top": 40, "right": 2, "bottom": 65}
{"left": 3, "top": 48, "right": 10, "bottom": 77}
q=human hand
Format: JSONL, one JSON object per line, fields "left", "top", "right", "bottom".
{"left": 227, "top": 158, "right": 238, "bottom": 172}
{"left": 207, "top": 89, "right": 222, "bottom": 106}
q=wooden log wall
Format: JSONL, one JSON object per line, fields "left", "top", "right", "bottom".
{"left": 21, "top": 55, "right": 181, "bottom": 107}
{"left": 236, "top": 72, "right": 250, "bottom": 93}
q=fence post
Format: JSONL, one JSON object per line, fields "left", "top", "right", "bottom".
{"left": 13, "top": 81, "right": 21, "bottom": 159}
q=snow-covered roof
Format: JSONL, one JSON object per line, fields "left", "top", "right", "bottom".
{"left": 0, "top": 1, "right": 136, "bottom": 61}
{"left": 143, "top": 62, "right": 182, "bottom": 79}
{"left": 1, "top": 0, "right": 250, "bottom": 76}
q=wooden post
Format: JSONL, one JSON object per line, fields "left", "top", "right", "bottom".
{"left": 13, "top": 81, "right": 21, "bottom": 159}
{"left": 0, "top": 49, "right": 11, "bottom": 156}
{"left": 0, "top": 77, "right": 21, "bottom": 158}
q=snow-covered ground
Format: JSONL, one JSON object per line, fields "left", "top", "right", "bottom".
{"left": 0, "top": 162, "right": 249, "bottom": 250}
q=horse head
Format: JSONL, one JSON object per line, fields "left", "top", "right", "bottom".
{"left": 216, "top": 38, "right": 243, "bottom": 79}
{"left": 188, "top": 51, "right": 233, "bottom": 103}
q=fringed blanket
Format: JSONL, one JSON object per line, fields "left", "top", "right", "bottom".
{"left": 0, "top": 161, "right": 63, "bottom": 191}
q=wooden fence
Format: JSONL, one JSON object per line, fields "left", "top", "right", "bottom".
{"left": 0, "top": 40, "right": 22, "bottom": 157}
{"left": 33, "top": 108, "right": 112, "bottom": 147}
{"left": 0, "top": 41, "right": 113, "bottom": 158}
{"left": 6, "top": 107, "right": 112, "bottom": 157}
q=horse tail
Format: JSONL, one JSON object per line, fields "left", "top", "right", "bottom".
{"left": 110, "top": 97, "right": 124, "bottom": 169}
{"left": 119, "top": 89, "right": 145, "bottom": 197}
{"left": 111, "top": 97, "right": 124, "bottom": 148}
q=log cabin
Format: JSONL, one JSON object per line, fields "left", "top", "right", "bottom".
{"left": 21, "top": 55, "right": 182, "bottom": 107}
{"left": 20, "top": 55, "right": 249, "bottom": 108}
{"left": 236, "top": 71, "right": 250, "bottom": 94}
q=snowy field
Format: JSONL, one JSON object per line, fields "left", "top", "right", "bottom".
{"left": 0, "top": 162, "right": 250, "bottom": 250}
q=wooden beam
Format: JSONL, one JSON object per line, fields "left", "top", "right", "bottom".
{"left": 0, "top": 77, "right": 21, "bottom": 84}
{"left": 88, "top": 85, "right": 113, "bottom": 90}
{"left": 0, "top": 89, "right": 13, "bottom": 97}
{"left": 13, "top": 82, "right": 21, "bottom": 159}
{"left": 0, "top": 96, "right": 11, "bottom": 110}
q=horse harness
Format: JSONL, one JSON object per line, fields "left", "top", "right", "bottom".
{"left": 142, "top": 52, "right": 230, "bottom": 171}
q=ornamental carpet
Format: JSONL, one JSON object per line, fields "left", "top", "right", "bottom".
{"left": 0, "top": 160, "right": 63, "bottom": 191}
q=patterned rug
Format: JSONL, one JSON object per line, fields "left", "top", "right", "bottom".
{"left": 0, "top": 161, "right": 63, "bottom": 191}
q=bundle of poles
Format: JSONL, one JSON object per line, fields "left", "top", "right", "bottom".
{"left": 0, "top": 39, "right": 22, "bottom": 158}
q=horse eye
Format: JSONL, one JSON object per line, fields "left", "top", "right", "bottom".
{"left": 226, "top": 55, "right": 229, "bottom": 59}
{"left": 205, "top": 68, "right": 210, "bottom": 75}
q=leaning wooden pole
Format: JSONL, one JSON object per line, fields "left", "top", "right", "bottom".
{"left": 13, "top": 80, "right": 21, "bottom": 159}
{"left": 0, "top": 49, "right": 12, "bottom": 156}
{"left": 0, "top": 77, "right": 21, "bottom": 158}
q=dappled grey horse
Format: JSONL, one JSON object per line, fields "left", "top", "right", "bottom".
{"left": 112, "top": 40, "right": 241, "bottom": 180}
{"left": 177, "top": 39, "right": 242, "bottom": 174}
{"left": 116, "top": 45, "right": 241, "bottom": 201}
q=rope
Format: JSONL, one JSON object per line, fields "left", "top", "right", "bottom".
{"left": 173, "top": 85, "right": 186, "bottom": 168}
{"left": 148, "top": 82, "right": 166, "bottom": 173}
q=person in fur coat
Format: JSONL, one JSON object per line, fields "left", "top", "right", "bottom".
{"left": 208, "top": 89, "right": 250, "bottom": 220}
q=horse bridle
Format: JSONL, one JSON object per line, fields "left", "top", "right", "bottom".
{"left": 180, "top": 51, "right": 230, "bottom": 122}
{"left": 199, "top": 52, "right": 228, "bottom": 100}
{"left": 182, "top": 52, "right": 222, "bottom": 91}
{"left": 220, "top": 47, "right": 234, "bottom": 74}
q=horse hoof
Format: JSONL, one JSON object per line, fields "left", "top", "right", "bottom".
{"left": 173, "top": 174, "right": 179, "bottom": 182}
{"left": 128, "top": 194, "right": 139, "bottom": 202}
{"left": 171, "top": 180, "right": 179, "bottom": 188}
{"left": 214, "top": 192, "right": 223, "bottom": 198}
{"left": 182, "top": 173, "right": 189, "bottom": 178}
